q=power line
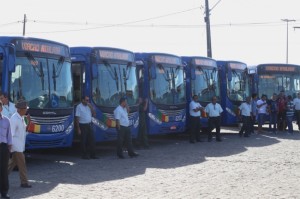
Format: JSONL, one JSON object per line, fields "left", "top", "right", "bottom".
{"left": 27, "top": 6, "right": 203, "bottom": 34}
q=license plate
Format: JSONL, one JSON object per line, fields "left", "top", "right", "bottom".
{"left": 170, "top": 126, "right": 177, "bottom": 130}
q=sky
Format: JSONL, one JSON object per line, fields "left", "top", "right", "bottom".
{"left": 1, "top": 0, "right": 300, "bottom": 66}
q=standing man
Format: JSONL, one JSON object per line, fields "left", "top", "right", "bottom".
{"left": 189, "top": 95, "right": 203, "bottom": 143}
{"left": 268, "top": 93, "right": 278, "bottom": 134}
{"left": 250, "top": 93, "right": 258, "bottom": 134}
{"left": 137, "top": 97, "right": 149, "bottom": 149}
{"left": 75, "top": 96, "right": 98, "bottom": 159}
{"left": 205, "top": 96, "right": 223, "bottom": 142}
{"left": 0, "top": 92, "right": 16, "bottom": 118}
{"left": 256, "top": 94, "right": 268, "bottom": 133}
{"left": 293, "top": 92, "right": 300, "bottom": 131}
{"left": 286, "top": 95, "right": 295, "bottom": 134}
{"left": 8, "top": 100, "right": 32, "bottom": 188}
{"left": 114, "top": 97, "right": 138, "bottom": 159}
{"left": 237, "top": 96, "right": 252, "bottom": 137}
{"left": 277, "top": 90, "right": 287, "bottom": 131}
{"left": 0, "top": 101, "right": 12, "bottom": 199}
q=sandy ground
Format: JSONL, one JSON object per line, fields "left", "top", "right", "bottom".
{"left": 7, "top": 125, "right": 300, "bottom": 199}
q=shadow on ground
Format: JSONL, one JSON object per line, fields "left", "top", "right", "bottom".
{"left": 9, "top": 127, "right": 299, "bottom": 198}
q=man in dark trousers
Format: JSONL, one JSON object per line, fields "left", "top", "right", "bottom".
{"left": 114, "top": 97, "right": 138, "bottom": 159}
{"left": 75, "top": 96, "right": 98, "bottom": 159}
{"left": 205, "top": 96, "right": 223, "bottom": 142}
{"left": 189, "top": 95, "right": 203, "bottom": 143}
{"left": 0, "top": 101, "right": 12, "bottom": 199}
{"left": 137, "top": 97, "right": 149, "bottom": 149}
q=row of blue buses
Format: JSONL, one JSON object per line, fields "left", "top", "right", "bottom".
{"left": 4, "top": 36, "right": 297, "bottom": 150}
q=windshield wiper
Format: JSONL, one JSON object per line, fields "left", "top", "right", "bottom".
{"left": 122, "top": 68, "right": 127, "bottom": 91}
{"left": 52, "top": 56, "right": 65, "bottom": 91}
{"left": 25, "top": 52, "right": 45, "bottom": 90}
{"left": 114, "top": 67, "right": 119, "bottom": 91}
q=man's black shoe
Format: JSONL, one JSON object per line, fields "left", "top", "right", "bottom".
{"left": 129, "top": 152, "right": 139, "bottom": 158}
{"left": 1, "top": 194, "right": 10, "bottom": 199}
{"left": 189, "top": 140, "right": 195, "bottom": 144}
{"left": 90, "top": 156, "right": 99, "bottom": 159}
{"left": 244, "top": 134, "right": 250, "bottom": 137}
{"left": 20, "top": 183, "right": 32, "bottom": 188}
{"left": 216, "top": 138, "right": 222, "bottom": 142}
{"left": 117, "top": 154, "right": 125, "bottom": 159}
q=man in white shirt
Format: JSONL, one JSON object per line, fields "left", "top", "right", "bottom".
{"left": 75, "top": 96, "right": 98, "bottom": 159}
{"left": 0, "top": 92, "right": 16, "bottom": 118}
{"left": 238, "top": 96, "right": 252, "bottom": 137}
{"left": 205, "top": 96, "right": 223, "bottom": 142}
{"left": 256, "top": 94, "right": 268, "bottom": 133}
{"left": 189, "top": 95, "right": 203, "bottom": 143}
{"left": 8, "top": 99, "right": 32, "bottom": 188}
{"left": 114, "top": 97, "right": 138, "bottom": 159}
{"left": 293, "top": 92, "right": 300, "bottom": 130}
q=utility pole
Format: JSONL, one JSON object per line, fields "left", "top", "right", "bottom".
{"left": 204, "top": 0, "right": 212, "bottom": 58}
{"left": 22, "top": 14, "right": 27, "bottom": 36}
{"left": 281, "top": 19, "right": 295, "bottom": 64}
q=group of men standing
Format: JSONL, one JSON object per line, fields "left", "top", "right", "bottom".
{"left": 238, "top": 90, "right": 300, "bottom": 137}
{"left": 75, "top": 95, "right": 141, "bottom": 160}
{"left": 0, "top": 92, "right": 32, "bottom": 199}
{"left": 189, "top": 95, "right": 223, "bottom": 143}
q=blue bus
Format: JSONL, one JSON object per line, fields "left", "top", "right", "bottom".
{"left": 249, "top": 63, "right": 300, "bottom": 99}
{"left": 183, "top": 56, "right": 219, "bottom": 128}
{"left": 135, "top": 53, "right": 186, "bottom": 134}
{"left": 217, "top": 61, "right": 251, "bottom": 125}
{"left": 0, "top": 36, "right": 74, "bottom": 149}
{"left": 70, "top": 47, "right": 139, "bottom": 141}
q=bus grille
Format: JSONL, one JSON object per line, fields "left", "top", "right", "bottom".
{"left": 30, "top": 115, "right": 70, "bottom": 125}
{"left": 158, "top": 109, "right": 185, "bottom": 117}
{"left": 104, "top": 112, "right": 136, "bottom": 120}
{"left": 26, "top": 138, "right": 66, "bottom": 148}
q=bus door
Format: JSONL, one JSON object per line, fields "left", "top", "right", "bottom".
{"left": 71, "top": 62, "right": 85, "bottom": 105}
{"left": 0, "top": 54, "right": 2, "bottom": 91}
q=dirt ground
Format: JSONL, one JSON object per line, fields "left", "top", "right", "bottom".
{"left": 7, "top": 125, "right": 300, "bottom": 199}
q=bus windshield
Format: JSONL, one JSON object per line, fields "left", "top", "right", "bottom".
{"left": 10, "top": 55, "right": 73, "bottom": 108}
{"left": 192, "top": 66, "right": 219, "bottom": 102}
{"left": 258, "top": 74, "right": 300, "bottom": 98}
{"left": 150, "top": 64, "right": 186, "bottom": 105}
{"left": 227, "top": 69, "right": 250, "bottom": 101}
{"left": 92, "top": 62, "right": 138, "bottom": 107}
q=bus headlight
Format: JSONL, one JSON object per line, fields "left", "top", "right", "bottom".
{"left": 134, "top": 117, "right": 139, "bottom": 128}
{"left": 148, "top": 113, "right": 162, "bottom": 125}
{"left": 65, "top": 122, "right": 74, "bottom": 135}
{"left": 182, "top": 114, "right": 186, "bottom": 122}
{"left": 92, "top": 117, "right": 108, "bottom": 130}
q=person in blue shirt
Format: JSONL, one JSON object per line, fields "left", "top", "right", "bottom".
{"left": 0, "top": 101, "right": 12, "bottom": 199}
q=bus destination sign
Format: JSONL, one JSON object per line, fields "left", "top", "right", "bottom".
{"left": 97, "top": 50, "right": 134, "bottom": 62}
{"left": 15, "top": 40, "right": 69, "bottom": 57}
{"left": 193, "top": 58, "right": 216, "bottom": 67}
{"left": 264, "top": 66, "right": 296, "bottom": 72}
{"left": 153, "top": 55, "right": 181, "bottom": 65}
{"left": 229, "top": 62, "right": 247, "bottom": 70}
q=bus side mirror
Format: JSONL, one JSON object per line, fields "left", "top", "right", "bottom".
{"left": 150, "top": 66, "right": 156, "bottom": 79}
{"left": 7, "top": 45, "right": 16, "bottom": 72}
{"left": 190, "top": 67, "right": 196, "bottom": 80}
{"left": 227, "top": 68, "right": 232, "bottom": 81}
{"left": 92, "top": 64, "right": 98, "bottom": 79}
